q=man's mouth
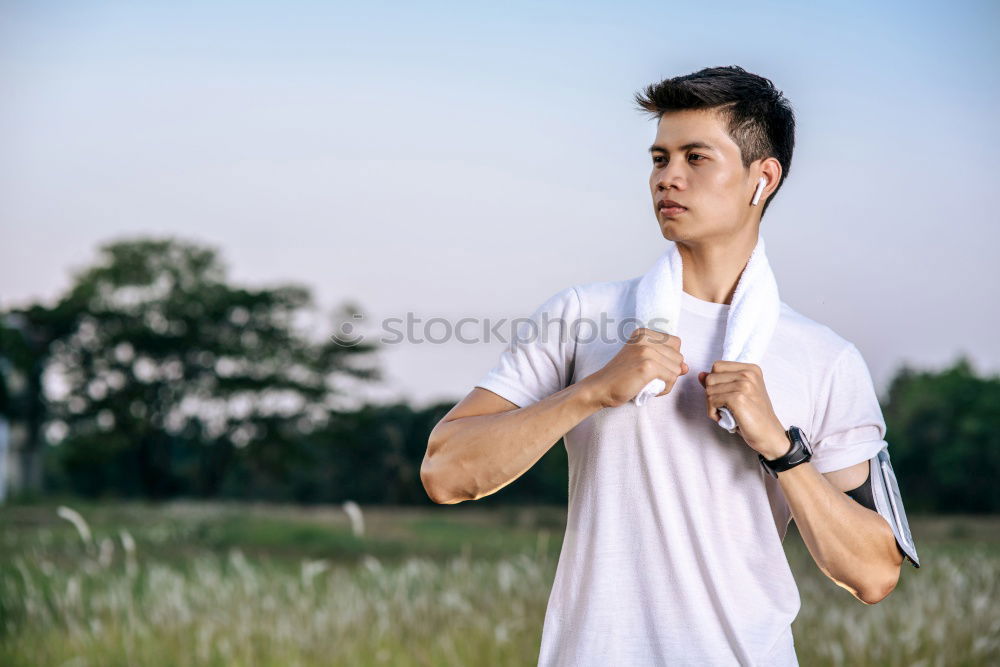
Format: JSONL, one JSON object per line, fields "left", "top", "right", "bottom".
{"left": 658, "top": 199, "right": 688, "bottom": 216}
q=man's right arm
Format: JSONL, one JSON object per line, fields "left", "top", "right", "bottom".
{"left": 420, "top": 328, "right": 688, "bottom": 504}
{"left": 420, "top": 383, "right": 601, "bottom": 504}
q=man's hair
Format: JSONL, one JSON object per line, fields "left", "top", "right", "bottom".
{"left": 633, "top": 65, "right": 795, "bottom": 218}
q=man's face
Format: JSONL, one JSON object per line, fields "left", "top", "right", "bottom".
{"left": 648, "top": 109, "right": 760, "bottom": 241}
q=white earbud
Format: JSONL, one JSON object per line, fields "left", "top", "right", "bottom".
{"left": 751, "top": 176, "right": 768, "bottom": 206}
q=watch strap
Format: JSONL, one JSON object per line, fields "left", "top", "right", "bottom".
{"left": 758, "top": 426, "right": 812, "bottom": 478}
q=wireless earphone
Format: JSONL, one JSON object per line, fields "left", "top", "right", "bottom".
{"left": 751, "top": 176, "right": 768, "bottom": 206}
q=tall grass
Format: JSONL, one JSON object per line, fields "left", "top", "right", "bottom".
{"left": 0, "top": 504, "right": 997, "bottom": 666}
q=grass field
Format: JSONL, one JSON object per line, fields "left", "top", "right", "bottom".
{"left": 1, "top": 501, "right": 998, "bottom": 666}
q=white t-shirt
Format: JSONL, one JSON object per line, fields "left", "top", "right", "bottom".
{"left": 475, "top": 276, "right": 890, "bottom": 666}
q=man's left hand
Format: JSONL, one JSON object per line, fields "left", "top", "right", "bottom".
{"left": 698, "top": 361, "right": 789, "bottom": 459}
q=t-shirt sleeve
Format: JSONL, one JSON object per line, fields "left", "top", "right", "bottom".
{"left": 808, "top": 343, "right": 890, "bottom": 474}
{"left": 474, "top": 285, "right": 581, "bottom": 408}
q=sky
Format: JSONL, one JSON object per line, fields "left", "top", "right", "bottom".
{"left": 1, "top": 0, "right": 998, "bottom": 410}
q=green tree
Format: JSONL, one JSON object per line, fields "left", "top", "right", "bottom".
{"left": 38, "top": 236, "right": 380, "bottom": 499}
{"left": 1, "top": 302, "right": 82, "bottom": 494}
{"left": 883, "top": 356, "right": 1000, "bottom": 513}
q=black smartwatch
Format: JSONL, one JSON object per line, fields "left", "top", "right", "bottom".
{"left": 758, "top": 426, "right": 812, "bottom": 478}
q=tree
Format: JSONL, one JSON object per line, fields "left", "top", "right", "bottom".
{"left": 883, "top": 356, "right": 1000, "bottom": 513}
{"left": 37, "top": 236, "right": 380, "bottom": 498}
{"left": 1, "top": 301, "right": 82, "bottom": 494}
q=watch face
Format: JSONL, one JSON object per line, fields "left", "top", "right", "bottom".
{"left": 790, "top": 426, "right": 812, "bottom": 456}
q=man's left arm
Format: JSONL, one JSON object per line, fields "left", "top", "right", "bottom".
{"left": 768, "top": 457, "right": 903, "bottom": 604}
{"left": 699, "top": 358, "right": 908, "bottom": 605}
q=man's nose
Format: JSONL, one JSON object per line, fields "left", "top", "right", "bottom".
{"left": 655, "top": 163, "right": 686, "bottom": 191}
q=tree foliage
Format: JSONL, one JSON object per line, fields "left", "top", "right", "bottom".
{"left": 882, "top": 356, "right": 1000, "bottom": 513}
{"left": 37, "top": 237, "right": 379, "bottom": 498}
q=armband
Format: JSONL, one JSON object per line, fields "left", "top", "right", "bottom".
{"left": 845, "top": 470, "right": 876, "bottom": 511}
{"left": 844, "top": 445, "right": 920, "bottom": 568}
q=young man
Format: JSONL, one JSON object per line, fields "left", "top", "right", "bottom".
{"left": 421, "top": 65, "right": 919, "bottom": 666}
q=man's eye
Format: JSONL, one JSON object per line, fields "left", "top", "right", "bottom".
{"left": 652, "top": 154, "right": 704, "bottom": 164}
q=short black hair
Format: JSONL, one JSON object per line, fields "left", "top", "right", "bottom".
{"left": 634, "top": 65, "right": 796, "bottom": 218}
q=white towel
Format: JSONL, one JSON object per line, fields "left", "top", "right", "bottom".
{"left": 633, "top": 235, "right": 781, "bottom": 433}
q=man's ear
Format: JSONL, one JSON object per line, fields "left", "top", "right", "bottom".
{"left": 757, "top": 157, "right": 782, "bottom": 203}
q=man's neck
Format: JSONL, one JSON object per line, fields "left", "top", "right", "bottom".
{"left": 676, "top": 230, "right": 760, "bottom": 306}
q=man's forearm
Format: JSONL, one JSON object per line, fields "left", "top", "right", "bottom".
{"left": 773, "top": 457, "right": 902, "bottom": 604}
{"left": 422, "top": 381, "right": 601, "bottom": 504}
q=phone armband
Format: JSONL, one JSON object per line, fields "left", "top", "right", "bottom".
{"left": 845, "top": 445, "right": 920, "bottom": 568}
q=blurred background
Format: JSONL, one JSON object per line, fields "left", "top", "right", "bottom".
{"left": 1, "top": 0, "right": 998, "bottom": 665}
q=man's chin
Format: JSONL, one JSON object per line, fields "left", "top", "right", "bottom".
{"left": 657, "top": 226, "right": 682, "bottom": 243}
{"left": 657, "top": 217, "right": 687, "bottom": 240}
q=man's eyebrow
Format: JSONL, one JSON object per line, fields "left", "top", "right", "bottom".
{"left": 647, "top": 141, "right": 718, "bottom": 154}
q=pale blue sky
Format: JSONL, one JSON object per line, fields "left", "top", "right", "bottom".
{"left": 2, "top": 0, "right": 998, "bottom": 408}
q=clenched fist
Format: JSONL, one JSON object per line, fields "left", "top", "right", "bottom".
{"left": 580, "top": 327, "right": 689, "bottom": 410}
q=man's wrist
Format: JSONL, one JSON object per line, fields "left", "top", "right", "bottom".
{"left": 569, "top": 378, "right": 605, "bottom": 414}
{"left": 760, "top": 429, "right": 792, "bottom": 461}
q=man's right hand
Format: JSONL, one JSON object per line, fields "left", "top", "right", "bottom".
{"left": 580, "top": 327, "right": 689, "bottom": 410}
